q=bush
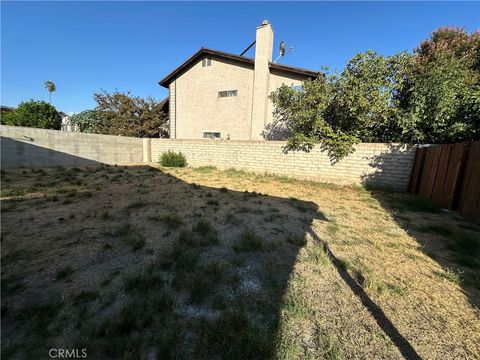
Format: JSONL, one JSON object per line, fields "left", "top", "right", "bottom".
{"left": 1, "top": 100, "right": 61, "bottom": 129}
{"left": 160, "top": 151, "right": 187, "bottom": 167}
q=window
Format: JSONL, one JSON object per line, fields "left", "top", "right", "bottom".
{"left": 203, "top": 132, "right": 221, "bottom": 139}
{"left": 218, "top": 90, "right": 237, "bottom": 97}
{"left": 202, "top": 57, "right": 212, "bottom": 67}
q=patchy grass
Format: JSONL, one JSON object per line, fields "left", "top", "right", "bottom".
{"left": 233, "top": 229, "right": 263, "bottom": 252}
{"left": 1, "top": 165, "right": 479, "bottom": 359}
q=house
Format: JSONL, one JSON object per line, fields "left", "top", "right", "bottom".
{"left": 1, "top": 105, "right": 15, "bottom": 113}
{"left": 159, "top": 20, "right": 319, "bottom": 140}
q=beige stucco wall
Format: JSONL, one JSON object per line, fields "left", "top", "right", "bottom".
{"left": 173, "top": 57, "right": 255, "bottom": 140}
{"left": 171, "top": 57, "right": 310, "bottom": 140}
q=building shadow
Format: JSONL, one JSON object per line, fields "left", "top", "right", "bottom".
{"left": 362, "top": 147, "right": 480, "bottom": 311}
{"left": 1, "top": 143, "right": 423, "bottom": 359}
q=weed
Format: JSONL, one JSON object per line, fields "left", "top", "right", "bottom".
{"left": 126, "top": 200, "right": 148, "bottom": 210}
{"left": 56, "top": 266, "right": 74, "bottom": 281}
{"left": 224, "top": 168, "right": 247, "bottom": 177}
{"left": 233, "top": 229, "right": 263, "bottom": 252}
{"left": 73, "top": 290, "right": 100, "bottom": 305}
{"left": 162, "top": 213, "right": 183, "bottom": 230}
{"left": 190, "top": 220, "right": 219, "bottom": 245}
{"left": 197, "top": 305, "right": 272, "bottom": 359}
{"left": 327, "top": 221, "right": 340, "bottom": 235}
{"left": 434, "top": 268, "right": 462, "bottom": 285}
{"left": 194, "top": 166, "right": 216, "bottom": 173}
{"left": 225, "top": 212, "right": 241, "bottom": 225}
{"left": 287, "top": 234, "right": 307, "bottom": 247}
{"left": 219, "top": 187, "right": 228, "bottom": 193}
{"left": 160, "top": 150, "right": 187, "bottom": 167}
{"left": 113, "top": 223, "right": 145, "bottom": 251}
{"left": 125, "top": 269, "right": 164, "bottom": 294}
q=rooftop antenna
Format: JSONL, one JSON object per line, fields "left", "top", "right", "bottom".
{"left": 274, "top": 40, "right": 293, "bottom": 63}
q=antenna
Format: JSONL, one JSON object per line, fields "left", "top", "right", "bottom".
{"left": 274, "top": 40, "right": 293, "bottom": 63}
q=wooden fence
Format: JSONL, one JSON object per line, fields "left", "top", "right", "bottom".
{"left": 408, "top": 142, "right": 480, "bottom": 222}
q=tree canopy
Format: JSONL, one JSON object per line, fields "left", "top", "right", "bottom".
{"left": 92, "top": 91, "right": 168, "bottom": 138}
{"left": 269, "top": 27, "right": 480, "bottom": 162}
{"left": 1, "top": 100, "right": 61, "bottom": 130}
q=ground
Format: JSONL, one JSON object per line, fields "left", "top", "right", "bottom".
{"left": 1, "top": 165, "right": 479, "bottom": 359}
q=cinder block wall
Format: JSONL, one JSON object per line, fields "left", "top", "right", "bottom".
{"left": 1, "top": 125, "right": 144, "bottom": 168}
{"left": 152, "top": 139, "right": 415, "bottom": 191}
{"left": 0, "top": 126, "right": 416, "bottom": 191}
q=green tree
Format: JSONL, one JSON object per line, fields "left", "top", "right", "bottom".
{"left": 269, "top": 52, "right": 412, "bottom": 162}
{"left": 70, "top": 110, "right": 99, "bottom": 133}
{"left": 93, "top": 90, "right": 168, "bottom": 138}
{"left": 400, "top": 27, "right": 480, "bottom": 143}
{"left": 1, "top": 100, "right": 61, "bottom": 129}
{"left": 269, "top": 27, "right": 480, "bottom": 162}
{"left": 44, "top": 81, "right": 56, "bottom": 104}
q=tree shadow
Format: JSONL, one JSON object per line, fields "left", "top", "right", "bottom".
{"left": 1, "top": 144, "right": 424, "bottom": 359}
{"left": 362, "top": 147, "right": 480, "bottom": 311}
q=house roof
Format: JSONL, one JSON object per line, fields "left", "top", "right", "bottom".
{"left": 158, "top": 47, "right": 320, "bottom": 88}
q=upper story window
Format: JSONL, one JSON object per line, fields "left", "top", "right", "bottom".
{"left": 202, "top": 57, "right": 212, "bottom": 67}
{"left": 218, "top": 90, "right": 238, "bottom": 98}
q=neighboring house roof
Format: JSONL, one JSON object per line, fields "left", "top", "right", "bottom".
{"left": 159, "top": 47, "right": 320, "bottom": 88}
{"left": 1, "top": 105, "right": 15, "bottom": 112}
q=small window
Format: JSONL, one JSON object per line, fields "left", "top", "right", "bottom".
{"left": 202, "top": 57, "right": 212, "bottom": 67}
{"left": 203, "top": 132, "right": 221, "bottom": 139}
{"left": 218, "top": 90, "right": 237, "bottom": 97}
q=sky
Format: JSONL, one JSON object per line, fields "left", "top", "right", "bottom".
{"left": 1, "top": 1, "right": 479, "bottom": 114}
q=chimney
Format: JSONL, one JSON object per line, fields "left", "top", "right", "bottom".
{"left": 250, "top": 20, "right": 274, "bottom": 140}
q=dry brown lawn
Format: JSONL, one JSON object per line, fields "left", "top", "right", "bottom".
{"left": 1, "top": 165, "right": 479, "bottom": 359}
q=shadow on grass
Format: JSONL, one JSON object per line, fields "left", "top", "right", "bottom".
{"left": 1, "top": 162, "right": 424, "bottom": 358}
{"left": 363, "top": 148, "right": 480, "bottom": 311}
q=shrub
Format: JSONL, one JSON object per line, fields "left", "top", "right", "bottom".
{"left": 1, "top": 100, "right": 61, "bottom": 129}
{"left": 160, "top": 151, "right": 187, "bottom": 167}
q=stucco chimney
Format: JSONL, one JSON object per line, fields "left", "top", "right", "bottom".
{"left": 250, "top": 20, "right": 274, "bottom": 139}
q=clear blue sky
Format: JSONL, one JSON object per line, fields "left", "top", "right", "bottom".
{"left": 1, "top": 1, "right": 478, "bottom": 114}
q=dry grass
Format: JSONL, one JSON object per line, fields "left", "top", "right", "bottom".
{"left": 1, "top": 164, "right": 479, "bottom": 359}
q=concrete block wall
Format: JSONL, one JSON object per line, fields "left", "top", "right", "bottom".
{"left": 152, "top": 139, "right": 415, "bottom": 191}
{"left": 1, "top": 125, "right": 144, "bottom": 168}
{"left": 0, "top": 126, "right": 415, "bottom": 191}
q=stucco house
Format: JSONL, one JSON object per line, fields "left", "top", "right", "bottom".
{"left": 159, "top": 20, "right": 319, "bottom": 140}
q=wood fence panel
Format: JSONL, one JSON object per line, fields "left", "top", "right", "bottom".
{"left": 431, "top": 145, "right": 452, "bottom": 208}
{"left": 443, "top": 143, "right": 466, "bottom": 209}
{"left": 458, "top": 142, "right": 480, "bottom": 222}
{"left": 408, "top": 141, "right": 479, "bottom": 222}
{"left": 408, "top": 148, "right": 425, "bottom": 194}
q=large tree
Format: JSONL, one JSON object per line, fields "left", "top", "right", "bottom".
{"left": 269, "top": 51, "right": 412, "bottom": 162}
{"left": 1, "top": 100, "right": 61, "bottom": 129}
{"left": 400, "top": 27, "right": 480, "bottom": 143}
{"left": 93, "top": 91, "right": 168, "bottom": 138}
{"left": 269, "top": 27, "right": 480, "bottom": 162}
{"left": 70, "top": 110, "right": 99, "bottom": 133}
